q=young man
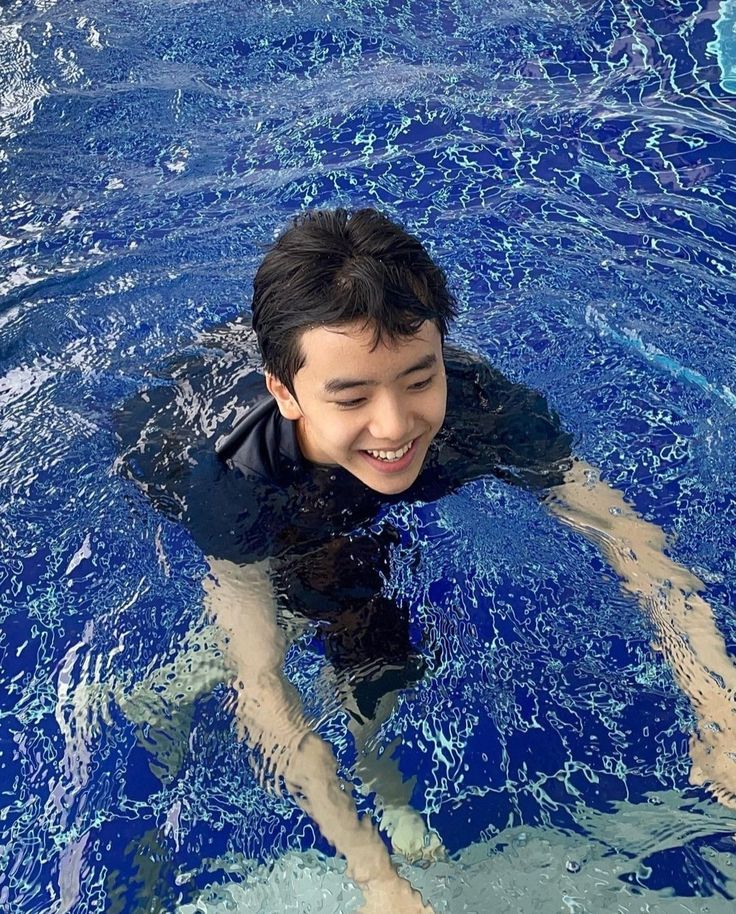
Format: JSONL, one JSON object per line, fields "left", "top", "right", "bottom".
{"left": 107, "top": 207, "right": 736, "bottom": 913}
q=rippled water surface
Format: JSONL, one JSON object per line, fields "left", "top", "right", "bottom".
{"left": 2, "top": 1, "right": 736, "bottom": 912}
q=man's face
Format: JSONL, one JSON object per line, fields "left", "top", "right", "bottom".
{"left": 267, "top": 320, "right": 447, "bottom": 495}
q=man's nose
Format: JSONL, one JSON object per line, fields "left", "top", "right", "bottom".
{"left": 367, "top": 393, "right": 411, "bottom": 444}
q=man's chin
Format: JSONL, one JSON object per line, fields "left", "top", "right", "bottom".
{"left": 349, "top": 462, "right": 423, "bottom": 495}
{"left": 366, "top": 476, "right": 416, "bottom": 495}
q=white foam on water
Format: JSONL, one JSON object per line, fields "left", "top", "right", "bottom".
{"left": 712, "top": 0, "right": 736, "bottom": 94}
{"left": 176, "top": 819, "right": 736, "bottom": 914}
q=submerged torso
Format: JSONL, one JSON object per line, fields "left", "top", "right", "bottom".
{"left": 115, "top": 326, "right": 572, "bottom": 689}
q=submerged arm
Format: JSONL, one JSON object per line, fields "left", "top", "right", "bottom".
{"left": 204, "top": 557, "right": 433, "bottom": 914}
{"left": 545, "top": 460, "right": 736, "bottom": 809}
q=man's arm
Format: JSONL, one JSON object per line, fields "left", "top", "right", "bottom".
{"left": 204, "top": 557, "right": 435, "bottom": 914}
{"left": 545, "top": 460, "right": 736, "bottom": 809}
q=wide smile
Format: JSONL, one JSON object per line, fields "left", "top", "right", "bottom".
{"left": 358, "top": 437, "right": 419, "bottom": 474}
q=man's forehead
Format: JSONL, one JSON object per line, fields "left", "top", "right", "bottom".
{"left": 300, "top": 319, "right": 439, "bottom": 353}
{"left": 297, "top": 320, "right": 442, "bottom": 381}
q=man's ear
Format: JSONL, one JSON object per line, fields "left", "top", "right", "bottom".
{"left": 265, "top": 373, "right": 303, "bottom": 421}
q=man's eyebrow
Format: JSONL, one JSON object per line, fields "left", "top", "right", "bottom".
{"left": 323, "top": 353, "right": 437, "bottom": 395}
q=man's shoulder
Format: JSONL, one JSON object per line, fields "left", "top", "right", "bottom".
{"left": 444, "top": 345, "right": 510, "bottom": 398}
{"left": 215, "top": 393, "right": 302, "bottom": 485}
{"left": 437, "top": 345, "right": 573, "bottom": 491}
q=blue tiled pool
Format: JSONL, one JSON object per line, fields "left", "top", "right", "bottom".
{"left": 2, "top": 1, "right": 736, "bottom": 912}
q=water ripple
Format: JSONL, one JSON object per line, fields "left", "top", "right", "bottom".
{"left": 2, "top": 2, "right": 736, "bottom": 912}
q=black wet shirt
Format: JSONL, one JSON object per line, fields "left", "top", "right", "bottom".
{"left": 116, "top": 340, "right": 572, "bottom": 689}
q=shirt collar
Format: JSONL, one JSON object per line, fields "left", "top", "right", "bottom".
{"left": 279, "top": 415, "right": 305, "bottom": 467}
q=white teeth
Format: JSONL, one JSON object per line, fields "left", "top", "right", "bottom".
{"left": 366, "top": 440, "right": 413, "bottom": 461}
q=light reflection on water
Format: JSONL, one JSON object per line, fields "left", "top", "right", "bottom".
{"left": 1, "top": 1, "right": 736, "bottom": 912}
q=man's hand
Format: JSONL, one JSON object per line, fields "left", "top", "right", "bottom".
{"left": 380, "top": 804, "right": 447, "bottom": 865}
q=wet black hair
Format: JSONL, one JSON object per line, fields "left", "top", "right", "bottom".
{"left": 251, "top": 207, "right": 457, "bottom": 394}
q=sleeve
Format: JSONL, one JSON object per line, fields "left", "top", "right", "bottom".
{"left": 442, "top": 348, "right": 574, "bottom": 491}
{"left": 113, "top": 358, "right": 281, "bottom": 566}
{"left": 482, "top": 368, "right": 574, "bottom": 490}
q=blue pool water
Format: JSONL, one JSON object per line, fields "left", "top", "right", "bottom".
{"left": 2, "top": 1, "right": 736, "bottom": 912}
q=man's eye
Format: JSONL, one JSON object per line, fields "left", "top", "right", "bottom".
{"left": 335, "top": 398, "right": 366, "bottom": 409}
{"left": 410, "top": 376, "right": 434, "bottom": 391}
